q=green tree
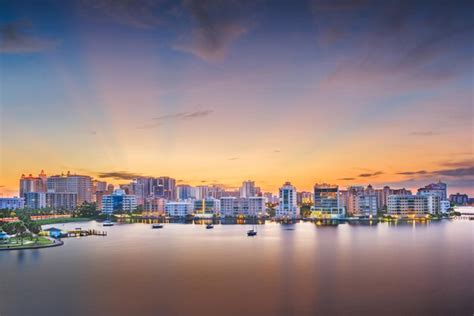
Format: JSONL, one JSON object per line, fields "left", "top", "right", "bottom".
{"left": 75, "top": 202, "right": 99, "bottom": 218}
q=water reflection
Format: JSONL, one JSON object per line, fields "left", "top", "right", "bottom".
{"left": 0, "top": 220, "right": 472, "bottom": 316}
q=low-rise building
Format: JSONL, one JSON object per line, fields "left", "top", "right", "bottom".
{"left": 194, "top": 198, "right": 221, "bottom": 215}
{"left": 165, "top": 201, "right": 193, "bottom": 217}
{"left": 387, "top": 194, "right": 440, "bottom": 217}
{"left": 449, "top": 193, "right": 469, "bottom": 205}
{"left": 0, "top": 197, "right": 25, "bottom": 210}
{"left": 220, "top": 196, "right": 265, "bottom": 217}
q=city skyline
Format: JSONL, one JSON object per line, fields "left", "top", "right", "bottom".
{"left": 1, "top": 0, "right": 473, "bottom": 197}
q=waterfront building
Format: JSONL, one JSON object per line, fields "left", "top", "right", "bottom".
{"left": 19, "top": 171, "right": 47, "bottom": 198}
{"left": 47, "top": 172, "right": 93, "bottom": 204}
{"left": 277, "top": 182, "right": 299, "bottom": 219}
{"left": 177, "top": 185, "right": 195, "bottom": 200}
{"left": 194, "top": 197, "right": 221, "bottom": 215}
{"left": 101, "top": 189, "right": 137, "bottom": 214}
{"left": 449, "top": 193, "right": 469, "bottom": 205}
{"left": 0, "top": 197, "right": 25, "bottom": 210}
{"left": 312, "top": 184, "right": 345, "bottom": 219}
{"left": 417, "top": 181, "right": 447, "bottom": 200}
{"left": 440, "top": 200, "right": 451, "bottom": 213}
{"left": 355, "top": 194, "right": 378, "bottom": 217}
{"left": 24, "top": 192, "right": 46, "bottom": 209}
{"left": 46, "top": 192, "right": 77, "bottom": 210}
{"left": 220, "top": 196, "right": 265, "bottom": 217}
{"left": 387, "top": 194, "right": 440, "bottom": 217}
{"left": 297, "top": 191, "right": 313, "bottom": 205}
{"left": 144, "top": 197, "right": 166, "bottom": 215}
{"left": 240, "top": 180, "right": 256, "bottom": 198}
{"left": 165, "top": 201, "right": 193, "bottom": 217}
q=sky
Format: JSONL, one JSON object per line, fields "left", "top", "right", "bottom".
{"left": 0, "top": 0, "right": 473, "bottom": 196}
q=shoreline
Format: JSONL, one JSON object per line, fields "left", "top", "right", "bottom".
{"left": 0, "top": 238, "right": 63, "bottom": 251}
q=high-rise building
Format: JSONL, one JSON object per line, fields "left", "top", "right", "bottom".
{"left": 387, "top": 194, "right": 440, "bottom": 217}
{"left": 152, "top": 177, "right": 176, "bottom": 200}
{"left": 277, "top": 182, "right": 299, "bottom": 219}
{"left": 195, "top": 186, "right": 209, "bottom": 200}
{"left": 240, "top": 180, "right": 256, "bottom": 198}
{"left": 47, "top": 172, "right": 93, "bottom": 205}
{"left": 355, "top": 194, "right": 378, "bottom": 216}
{"left": 312, "top": 184, "right": 345, "bottom": 219}
{"left": 24, "top": 192, "right": 47, "bottom": 209}
{"left": 144, "top": 197, "right": 166, "bottom": 215}
{"left": 176, "top": 185, "right": 194, "bottom": 200}
{"left": 19, "top": 171, "right": 47, "bottom": 198}
{"left": 46, "top": 192, "right": 77, "bottom": 210}
{"left": 101, "top": 189, "right": 137, "bottom": 214}
{"left": 417, "top": 181, "right": 447, "bottom": 200}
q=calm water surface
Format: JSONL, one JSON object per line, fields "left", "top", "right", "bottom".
{"left": 0, "top": 220, "right": 472, "bottom": 316}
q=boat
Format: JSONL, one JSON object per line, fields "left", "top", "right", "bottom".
{"left": 103, "top": 220, "right": 114, "bottom": 227}
{"left": 152, "top": 224, "right": 164, "bottom": 229}
{"left": 247, "top": 229, "right": 257, "bottom": 236}
{"left": 206, "top": 224, "right": 214, "bottom": 229}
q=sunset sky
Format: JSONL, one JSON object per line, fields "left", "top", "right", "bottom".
{"left": 1, "top": 0, "right": 473, "bottom": 196}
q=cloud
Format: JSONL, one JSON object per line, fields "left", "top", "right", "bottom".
{"left": 96, "top": 171, "right": 143, "bottom": 180}
{"left": 312, "top": 0, "right": 474, "bottom": 88}
{"left": 0, "top": 21, "right": 59, "bottom": 53}
{"left": 79, "top": 0, "right": 163, "bottom": 29}
{"left": 440, "top": 159, "right": 474, "bottom": 168}
{"left": 338, "top": 177, "right": 355, "bottom": 181}
{"left": 227, "top": 157, "right": 239, "bottom": 161}
{"left": 358, "top": 171, "right": 383, "bottom": 178}
{"left": 397, "top": 170, "right": 428, "bottom": 176}
{"left": 433, "top": 167, "right": 474, "bottom": 177}
{"left": 397, "top": 165, "right": 474, "bottom": 178}
{"left": 410, "top": 131, "right": 440, "bottom": 136}
{"left": 138, "top": 109, "right": 213, "bottom": 129}
{"left": 274, "top": 149, "right": 281, "bottom": 153}
{"left": 173, "top": 0, "right": 255, "bottom": 61}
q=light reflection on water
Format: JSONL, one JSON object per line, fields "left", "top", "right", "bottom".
{"left": 0, "top": 220, "right": 472, "bottom": 316}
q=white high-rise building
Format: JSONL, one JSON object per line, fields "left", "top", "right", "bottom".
{"left": 195, "top": 186, "right": 209, "bottom": 200}
{"left": 312, "top": 184, "right": 345, "bottom": 219}
{"left": 240, "top": 180, "right": 256, "bottom": 198}
{"left": 277, "top": 182, "right": 299, "bottom": 219}
{"left": 355, "top": 194, "right": 378, "bottom": 217}
{"left": 101, "top": 189, "right": 137, "bottom": 214}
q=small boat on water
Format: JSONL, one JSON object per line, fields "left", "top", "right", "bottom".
{"left": 206, "top": 224, "right": 214, "bottom": 229}
{"left": 247, "top": 229, "right": 257, "bottom": 236}
{"left": 103, "top": 221, "right": 114, "bottom": 227}
{"left": 152, "top": 224, "right": 164, "bottom": 229}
